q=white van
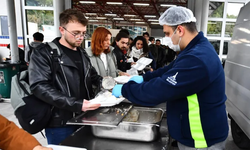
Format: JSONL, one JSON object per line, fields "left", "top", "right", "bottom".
{"left": 224, "top": 2, "right": 250, "bottom": 149}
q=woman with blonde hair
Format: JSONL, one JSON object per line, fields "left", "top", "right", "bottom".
{"left": 85, "top": 27, "right": 129, "bottom": 78}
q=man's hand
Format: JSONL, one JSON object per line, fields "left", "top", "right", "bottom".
{"left": 131, "top": 62, "right": 136, "bottom": 65}
{"left": 119, "top": 72, "right": 130, "bottom": 76}
{"left": 82, "top": 100, "right": 101, "bottom": 112}
{"left": 33, "top": 145, "right": 53, "bottom": 150}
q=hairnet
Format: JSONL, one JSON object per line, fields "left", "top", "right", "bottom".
{"left": 159, "top": 6, "right": 196, "bottom": 26}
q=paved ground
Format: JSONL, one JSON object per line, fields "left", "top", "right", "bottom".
{"left": 0, "top": 99, "right": 244, "bottom": 149}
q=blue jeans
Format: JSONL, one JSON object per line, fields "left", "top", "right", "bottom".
{"left": 45, "top": 126, "right": 78, "bottom": 145}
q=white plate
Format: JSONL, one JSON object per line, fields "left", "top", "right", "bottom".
{"left": 46, "top": 145, "right": 86, "bottom": 150}
{"left": 90, "top": 91, "right": 125, "bottom": 107}
{"left": 131, "top": 57, "right": 153, "bottom": 71}
{"left": 114, "top": 76, "right": 132, "bottom": 84}
{"left": 94, "top": 97, "right": 125, "bottom": 107}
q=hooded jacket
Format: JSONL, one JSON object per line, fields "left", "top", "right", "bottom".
{"left": 25, "top": 41, "right": 43, "bottom": 62}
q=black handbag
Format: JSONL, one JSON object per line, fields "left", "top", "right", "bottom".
{"left": 15, "top": 94, "right": 52, "bottom": 134}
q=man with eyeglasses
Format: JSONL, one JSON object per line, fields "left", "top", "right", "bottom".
{"left": 28, "top": 9, "right": 102, "bottom": 145}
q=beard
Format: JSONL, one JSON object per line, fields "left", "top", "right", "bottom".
{"left": 65, "top": 35, "right": 82, "bottom": 48}
{"left": 120, "top": 46, "right": 127, "bottom": 50}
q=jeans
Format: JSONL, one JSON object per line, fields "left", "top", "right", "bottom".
{"left": 45, "top": 126, "right": 79, "bottom": 145}
{"left": 178, "top": 140, "right": 226, "bottom": 150}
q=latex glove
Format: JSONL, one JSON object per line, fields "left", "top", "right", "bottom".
{"left": 112, "top": 84, "right": 123, "bottom": 98}
{"left": 129, "top": 75, "right": 144, "bottom": 84}
{"left": 82, "top": 100, "right": 101, "bottom": 112}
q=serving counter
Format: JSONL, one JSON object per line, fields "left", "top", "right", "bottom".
{"left": 61, "top": 117, "right": 171, "bottom": 150}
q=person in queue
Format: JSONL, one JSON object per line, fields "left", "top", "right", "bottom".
{"left": 113, "top": 31, "right": 134, "bottom": 73}
{"left": 142, "top": 32, "right": 150, "bottom": 44}
{"left": 148, "top": 36, "right": 158, "bottom": 65}
{"left": 29, "top": 9, "right": 102, "bottom": 145}
{"left": 149, "top": 36, "right": 155, "bottom": 45}
{"left": 155, "top": 39, "right": 161, "bottom": 46}
{"left": 6, "top": 44, "right": 25, "bottom": 63}
{"left": 85, "top": 27, "right": 129, "bottom": 77}
{"left": 0, "top": 115, "right": 52, "bottom": 150}
{"left": 127, "top": 36, "right": 156, "bottom": 74}
{"left": 155, "top": 40, "right": 167, "bottom": 69}
{"left": 25, "top": 32, "right": 44, "bottom": 63}
{"left": 111, "top": 28, "right": 130, "bottom": 47}
{"left": 129, "top": 37, "right": 133, "bottom": 47}
{"left": 112, "top": 6, "right": 228, "bottom": 150}
{"left": 6, "top": 44, "right": 27, "bottom": 71}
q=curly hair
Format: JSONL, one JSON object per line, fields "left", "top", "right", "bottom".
{"left": 91, "top": 27, "right": 112, "bottom": 56}
{"left": 129, "top": 36, "right": 149, "bottom": 54}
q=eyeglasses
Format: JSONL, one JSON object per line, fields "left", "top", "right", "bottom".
{"left": 62, "top": 27, "right": 89, "bottom": 39}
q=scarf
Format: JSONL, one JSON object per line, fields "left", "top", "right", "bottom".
{"left": 121, "top": 49, "right": 127, "bottom": 55}
{"left": 129, "top": 46, "right": 143, "bottom": 59}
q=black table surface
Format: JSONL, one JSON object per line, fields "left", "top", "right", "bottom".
{"left": 61, "top": 117, "right": 171, "bottom": 150}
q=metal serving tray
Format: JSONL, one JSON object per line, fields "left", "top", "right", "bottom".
{"left": 67, "top": 103, "right": 133, "bottom": 127}
{"left": 91, "top": 107, "right": 164, "bottom": 142}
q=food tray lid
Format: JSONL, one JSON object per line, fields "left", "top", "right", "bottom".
{"left": 67, "top": 103, "right": 133, "bottom": 127}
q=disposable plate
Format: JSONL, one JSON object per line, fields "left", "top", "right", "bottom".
{"left": 90, "top": 91, "right": 125, "bottom": 107}
{"left": 114, "top": 76, "right": 132, "bottom": 84}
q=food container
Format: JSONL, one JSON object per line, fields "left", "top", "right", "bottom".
{"left": 67, "top": 103, "right": 133, "bottom": 127}
{"left": 102, "top": 76, "right": 116, "bottom": 90}
{"left": 91, "top": 107, "right": 164, "bottom": 142}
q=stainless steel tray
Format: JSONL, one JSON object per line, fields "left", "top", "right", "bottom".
{"left": 67, "top": 103, "right": 133, "bottom": 127}
{"left": 91, "top": 107, "right": 164, "bottom": 142}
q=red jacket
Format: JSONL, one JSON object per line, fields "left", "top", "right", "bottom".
{"left": 0, "top": 115, "right": 40, "bottom": 150}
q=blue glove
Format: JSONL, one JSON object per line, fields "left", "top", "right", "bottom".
{"left": 112, "top": 84, "right": 123, "bottom": 98}
{"left": 129, "top": 76, "right": 144, "bottom": 84}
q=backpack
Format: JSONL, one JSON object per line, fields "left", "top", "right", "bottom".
{"left": 10, "top": 42, "right": 61, "bottom": 134}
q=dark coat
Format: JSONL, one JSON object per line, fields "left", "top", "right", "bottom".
{"left": 156, "top": 45, "right": 167, "bottom": 68}
{"left": 113, "top": 46, "right": 131, "bottom": 72}
{"left": 122, "top": 32, "right": 228, "bottom": 148}
{"left": 149, "top": 44, "right": 158, "bottom": 62}
{"left": 29, "top": 38, "right": 102, "bottom": 127}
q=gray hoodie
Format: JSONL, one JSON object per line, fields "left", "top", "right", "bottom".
{"left": 25, "top": 41, "right": 43, "bottom": 62}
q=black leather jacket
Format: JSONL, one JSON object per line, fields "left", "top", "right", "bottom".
{"left": 29, "top": 38, "right": 102, "bottom": 127}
